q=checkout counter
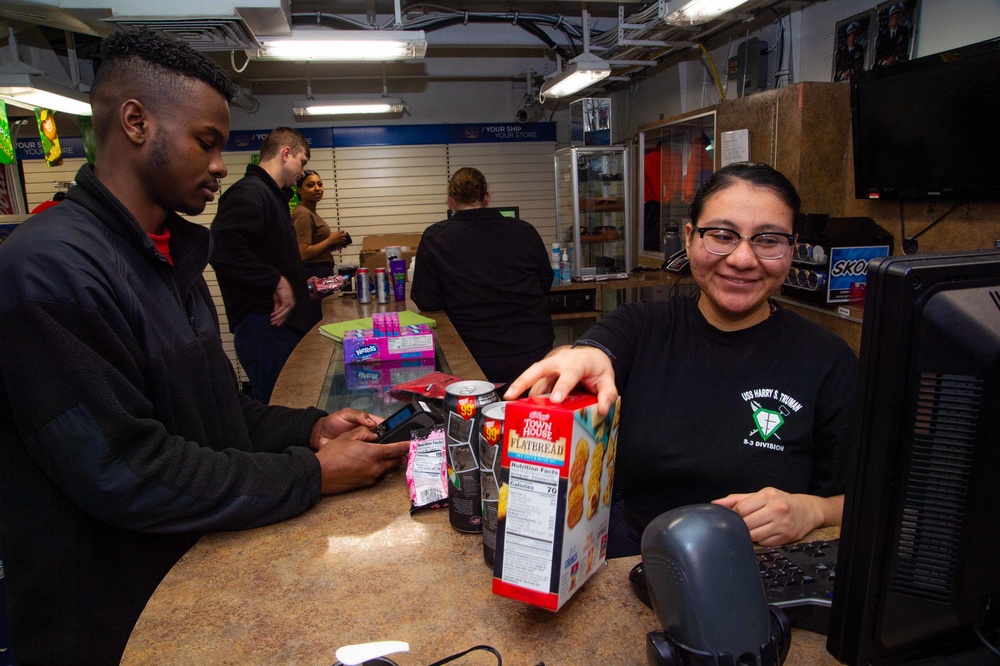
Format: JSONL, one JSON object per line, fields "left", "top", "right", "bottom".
{"left": 121, "top": 291, "right": 841, "bottom": 665}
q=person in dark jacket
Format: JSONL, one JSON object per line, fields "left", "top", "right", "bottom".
{"left": 210, "top": 127, "right": 315, "bottom": 403}
{"left": 0, "top": 28, "right": 408, "bottom": 665}
{"left": 411, "top": 167, "right": 555, "bottom": 387}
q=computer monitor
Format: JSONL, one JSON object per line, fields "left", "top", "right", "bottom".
{"left": 827, "top": 250, "right": 1000, "bottom": 664}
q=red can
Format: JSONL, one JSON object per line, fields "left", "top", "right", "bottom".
{"left": 444, "top": 380, "right": 498, "bottom": 533}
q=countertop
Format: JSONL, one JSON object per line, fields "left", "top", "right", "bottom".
{"left": 121, "top": 291, "right": 841, "bottom": 665}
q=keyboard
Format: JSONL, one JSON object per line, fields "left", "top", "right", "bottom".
{"left": 628, "top": 538, "right": 838, "bottom": 636}
{"left": 755, "top": 538, "right": 838, "bottom": 635}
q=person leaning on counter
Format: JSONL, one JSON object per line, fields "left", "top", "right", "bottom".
{"left": 506, "top": 162, "right": 858, "bottom": 557}
{"left": 0, "top": 28, "right": 408, "bottom": 665}
{"left": 411, "top": 167, "right": 555, "bottom": 386}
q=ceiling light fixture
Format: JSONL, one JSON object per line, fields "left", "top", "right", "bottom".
{"left": 538, "top": 52, "right": 612, "bottom": 101}
{"left": 663, "top": 0, "right": 754, "bottom": 27}
{"left": 253, "top": 30, "right": 428, "bottom": 61}
{"left": 0, "top": 64, "right": 92, "bottom": 116}
{"left": 0, "top": 28, "right": 92, "bottom": 116}
{"left": 292, "top": 98, "right": 406, "bottom": 117}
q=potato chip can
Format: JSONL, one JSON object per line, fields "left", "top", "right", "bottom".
{"left": 356, "top": 267, "right": 371, "bottom": 303}
{"left": 479, "top": 401, "right": 509, "bottom": 565}
{"left": 444, "top": 380, "right": 498, "bottom": 532}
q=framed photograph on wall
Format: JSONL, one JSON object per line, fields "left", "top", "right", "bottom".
{"left": 873, "top": 0, "right": 919, "bottom": 68}
{"left": 832, "top": 11, "right": 874, "bottom": 82}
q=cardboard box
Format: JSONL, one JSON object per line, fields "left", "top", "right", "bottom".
{"left": 361, "top": 233, "right": 424, "bottom": 251}
{"left": 492, "top": 392, "right": 620, "bottom": 610}
{"left": 359, "top": 250, "right": 417, "bottom": 272}
{"left": 342, "top": 325, "right": 435, "bottom": 364}
{"left": 359, "top": 233, "right": 423, "bottom": 271}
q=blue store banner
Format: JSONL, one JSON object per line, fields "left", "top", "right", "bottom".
{"left": 225, "top": 126, "right": 333, "bottom": 153}
{"left": 15, "top": 135, "right": 86, "bottom": 161}
{"left": 18, "top": 123, "right": 557, "bottom": 159}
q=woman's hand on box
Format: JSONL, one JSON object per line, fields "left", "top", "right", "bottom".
{"left": 504, "top": 345, "right": 618, "bottom": 416}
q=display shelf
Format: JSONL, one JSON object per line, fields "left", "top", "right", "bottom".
{"left": 554, "top": 145, "right": 633, "bottom": 279}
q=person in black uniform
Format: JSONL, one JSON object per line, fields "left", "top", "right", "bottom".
{"left": 411, "top": 167, "right": 554, "bottom": 387}
{"left": 874, "top": 3, "right": 911, "bottom": 67}
{"left": 210, "top": 127, "right": 314, "bottom": 403}
{"left": 0, "top": 29, "right": 407, "bottom": 663}
{"left": 835, "top": 21, "right": 866, "bottom": 81}
{"left": 507, "top": 163, "right": 856, "bottom": 557}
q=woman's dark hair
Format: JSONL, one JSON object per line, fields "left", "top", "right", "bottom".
{"left": 296, "top": 170, "right": 319, "bottom": 188}
{"left": 689, "top": 162, "right": 801, "bottom": 224}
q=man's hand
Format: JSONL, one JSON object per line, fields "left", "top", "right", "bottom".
{"left": 712, "top": 489, "right": 844, "bottom": 546}
{"left": 314, "top": 426, "right": 409, "bottom": 494}
{"left": 271, "top": 275, "right": 296, "bottom": 326}
{"left": 503, "top": 345, "right": 618, "bottom": 416}
{"left": 310, "top": 409, "right": 379, "bottom": 450}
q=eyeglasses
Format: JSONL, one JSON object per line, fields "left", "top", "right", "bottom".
{"left": 691, "top": 227, "right": 797, "bottom": 260}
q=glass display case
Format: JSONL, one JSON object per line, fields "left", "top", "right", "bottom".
{"left": 637, "top": 111, "right": 716, "bottom": 261}
{"left": 553, "top": 145, "right": 632, "bottom": 280}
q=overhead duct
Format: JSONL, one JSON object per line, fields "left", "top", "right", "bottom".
{"left": 104, "top": 0, "right": 292, "bottom": 50}
{"left": 0, "top": 1, "right": 291, "bottom": 48}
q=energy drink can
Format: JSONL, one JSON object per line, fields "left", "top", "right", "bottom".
{"left": 479, "top": 401, "right": 509, "bottom": 565}
{"left": 356, "top": 267, "right": 371, "bottom": 303}
{"left": 444, "top": 380, "right": 498, "bottom": 533}
{"left": 375, "top": 267, "right": 391, "bottom": 304}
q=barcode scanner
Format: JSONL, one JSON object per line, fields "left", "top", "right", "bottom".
{"left": 640, "top": 504, "right": 790, "bottom": 666}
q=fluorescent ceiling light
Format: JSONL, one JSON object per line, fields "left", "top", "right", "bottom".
{"left": 253, "top": 30, "right": 427, "bottom": 61}
{"left": 0, "top": 66, "right": 92, "bottom": 116}
{"left": 539, "top": 53, "right": 612, "bottom": 101}
{"left": 663, "top": 0, "right": 753, "bottom": 27}
{"left": 293, "top": 99, "right": 406, "bottom": 116}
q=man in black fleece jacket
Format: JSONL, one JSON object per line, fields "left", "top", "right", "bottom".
{"left": 210, "top": 127, "right": 315, "bottom": 403}
{"left": 0, "top": 29, "right": 408, "bottom": 665}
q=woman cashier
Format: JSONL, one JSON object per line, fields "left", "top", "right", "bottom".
{"left": 506, "top": 162, "right": 857, "bottom": 556}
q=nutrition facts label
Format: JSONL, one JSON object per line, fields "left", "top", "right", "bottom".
{"left": 387, "top": 334, "right": 434, "bottom": 353}
{"left": 500, "top": 461, "right": 559, "bottom": 592}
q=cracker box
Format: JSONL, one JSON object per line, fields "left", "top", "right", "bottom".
{"left": 492, "top": 392, "right": 620, "bottom": 610}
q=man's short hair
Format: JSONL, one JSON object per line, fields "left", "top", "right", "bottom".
{"left": 90, "top": 28, "right": 235, "bottom": 142}
{"left": 260, "top": 127, "right": 311, "bottom": 161}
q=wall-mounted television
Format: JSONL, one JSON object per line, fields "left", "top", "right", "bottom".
{"left": 851, "top": 37, "right": 1000, "bottom": 201}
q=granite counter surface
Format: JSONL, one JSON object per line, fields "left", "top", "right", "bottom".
{"left": 122, "top": 293, "right": 840, "bottom": 665}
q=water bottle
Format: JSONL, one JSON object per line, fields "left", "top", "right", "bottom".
{"left": 560, "top": 250, "right": 571, "bottom": 285}
{"left": 663, "top": 223, "right": 683, "bottom": 263}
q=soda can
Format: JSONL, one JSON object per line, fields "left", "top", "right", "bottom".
{"left": 444, "top": 380, "right": 498, "bottom": 533}
{"left": 356, "top": 267, "right": 371, "bottom": 303}
{"left": 375, "top": 267, "right": 391, "bottom": 304}
{"left": 478, "top": 401, "right": 509, "bottom": 565}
